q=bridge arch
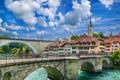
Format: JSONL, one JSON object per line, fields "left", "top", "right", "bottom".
{"left": 44, "top": 66, "right": 64, "bottom": 80}
{"left": 3, "top": 72, "right": 11, "bottom": 80}
{"left": 0, "top": 40, "right": 37, "bottom": 54}
{"left": 80, "top": 62, "right": 95, "bottom": 72}
{"left": 24, "top": 66, "right": 64, "bottom": 80}
{"left": 102, "top": 58, "right": 110, "bottom": 68}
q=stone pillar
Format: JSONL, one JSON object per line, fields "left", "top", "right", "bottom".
{"left": 64, "top": 60, "right": 78, "bottom": 80}
{"left": 94, "top": 58, "right": 102, "bottom": 72}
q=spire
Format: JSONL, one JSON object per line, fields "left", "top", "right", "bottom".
{"left": 88, "top": 17, "right": 93, "bottom": 37}
{"left": 89, "top": 17, "right": 92, "bottom": 27}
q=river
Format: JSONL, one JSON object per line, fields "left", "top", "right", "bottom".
{"left": 24, "top": 68, "right": 120, "bottom": 80}
{"left": 78, "top": 69, "right": 120, "bottom": 80}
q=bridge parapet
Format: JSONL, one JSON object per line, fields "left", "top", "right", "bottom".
{"left": 0, "top": 55, "right": 111, "bottom": 80}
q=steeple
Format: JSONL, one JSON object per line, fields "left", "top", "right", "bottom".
{"left": 88, "top": 17, "right": 93, "bottom": 37}
{"left": 90, "top": 17, "right": 92, "bottom": 27}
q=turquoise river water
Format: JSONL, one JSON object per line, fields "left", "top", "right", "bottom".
{"left": 24, "top": 68, "right": 120, "bottom": 80}
{"left": 78, "top": 69, "right": 120, "bottom": 80}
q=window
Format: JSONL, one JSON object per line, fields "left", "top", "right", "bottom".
{"left": 79, "top": 42, "right": 82, "bottom": 45}
{"left": 91, "top": 41, "right": 95, "bottom": 45}
{"left": 72, "top": 47, "right": 76, "bottom": 49}
{"left": 72, "top": 51, "right": 76, "bottom": 54}
{"left": 91, "top": 46, "right": 94, "bottom": 49}
{"left": 87, "top": 42, "right": 90, "bottom": 45}
{"left": 79, "top": 47, "right": 83, "bottom": 49}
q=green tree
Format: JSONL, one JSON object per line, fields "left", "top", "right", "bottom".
{"left": 93, "top": 33, "right": 98, "bottom": 38}
{"left": 70, "top": 35, "right": 79, "bottom": 40}
{"left": 11, "top": 48, "right": 18, "bottom": 55}
{"left": 93, "top": 32, "right": 104, "bottom": 38}
{"left": 110, "top": 48, "right": 120, "bottom": 68}
{"left": 0, "top": 35, "right": 10, "bottom": 39}
{"left": 99, "top": 32, "right": 104, "bottom": 38}
{"left": 2, "top": 44, "right": 11, "bottom": 53}
{"left": 0, "top": 47, "right": 4, "bottom": 53}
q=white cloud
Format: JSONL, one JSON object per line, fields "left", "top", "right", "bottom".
{"left": 92, "top": 17, "right": 102, "bottom": 23}
{"left": 48, "top": 0, "right": 60, "bottom": 8}
{"left": 62, "top": 24, "right": 74, "bottom": 32}
{"left": 37, "top": 31, "right": 46, "bottom": 36}
{"left": 37, "top": 17, "right": 48, "bottom": 27}
{"left": 59, "top": 0, "right": 91, "bottom": 32}
{"left": 0, "top": 18, "right": 2, "bottom": 24}
{"left": 0, "top": 27, "right": 7, "bottom": 32}
{"left": 49, "top": 21, "right": 55, "bottom": 27}
{"left": 3, "top": 22, "right": 24, "bottom": 30}
{"left": 99, "top": 0, "right": 114, "bottom": 9}
{"left": 12, "top": 31, "right": 18, "bottom": 38}
{"left": 37, "top": 0, "right": 61, "bottom": 27}
{"left": 58, "top": 13, "right": 65, "bottom": 24}
{"left": 12, "top": 31, "right": 18, "bottom": 36}
{"left": 5, "top": 0, "right": 40, "bottom": 26}
{"left": 5, "top": 0, "right": 61, "bottom": 28}
{"left": 64, "top": 0, "right": 91, "bottom": 26}
{"left": 30, "top": 27, "right": 36, "bottom": 30}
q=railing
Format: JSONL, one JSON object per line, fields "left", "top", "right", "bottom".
{"left": 0, "top": 54, "right": 110, "bottom": 66}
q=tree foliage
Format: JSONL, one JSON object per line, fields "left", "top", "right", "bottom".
{"left": 0, "top": 42, "right": 33, "bottom": 57}
{"left": 0, "top": 35, "right": 10, "bottom": 39}
{"left": 93, "top": 32, "right": 104, "bottom": 38}
{"left": 2, "top": 44, "right": 11, "bottom": 53}
{"left": 70, "top": 35, "right": 79, "bottom": 40}
{"left": 110, "top": 48, "right": 120, "bottom": 68}
{"left": 0, "top": 47, "right": 4, "bottom": 53}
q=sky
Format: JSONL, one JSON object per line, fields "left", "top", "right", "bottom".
{"left": 0, "top": 0, "right": 120, "bottom": 40}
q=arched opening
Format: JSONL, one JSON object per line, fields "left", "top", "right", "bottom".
{"left": 25, "top": 68, "right": 48, "bottom": 80}
{"left": 0, "top": 41, "right": 37, "bottom": 58}
{"left": 24, "top": 67, "right": 64, "bottom": 80}
{"left": 3, "top": 72, "right": 11, "bottom": 80}
{"left": 102, "top": 60, "right": 109, "bottom": 68}
{"left": 44, "top": 66, "right": 64, "bottom": 80}
{"left": 81, "top": 62, "right": 94, "bottom": 72}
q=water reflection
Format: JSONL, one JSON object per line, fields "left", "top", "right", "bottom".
{"left": 24, "top": 68, "right": 49, "bottom": 80}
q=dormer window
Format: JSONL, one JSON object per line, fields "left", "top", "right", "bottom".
{"left": 91, "top": 41, "right": 95, "bottom": 45}
{"left": 87, "top": 42, "right": 90, "bottom": 45}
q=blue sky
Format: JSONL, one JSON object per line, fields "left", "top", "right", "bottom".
{"left": 0, "top": 0, "right": 120, "bottom": 40}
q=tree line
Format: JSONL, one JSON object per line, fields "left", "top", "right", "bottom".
{"left": 70, "top": 32, "right": 105, "bottom": 40}
{"left": 0, "top": 42, "right": 32, "bottom": 57}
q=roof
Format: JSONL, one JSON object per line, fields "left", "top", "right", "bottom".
{"left": 105, "top": 36, "right": 120, "bottom": 43}
{"left": 46, "top": 35, "right": 100, "bottom": 49}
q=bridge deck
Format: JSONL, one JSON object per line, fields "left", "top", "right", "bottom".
{"left": 0, "top": 55, "right": 109, "bottom": 67}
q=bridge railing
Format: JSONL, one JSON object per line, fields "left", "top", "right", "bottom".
{"left": 0, "top": 53, "right": 111, "bottom": 65}
{"left": 0, "top": 53, "right": 111, "bottom": 60}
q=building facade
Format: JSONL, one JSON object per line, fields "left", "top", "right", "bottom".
{"left": 105, "top": 35, "right": 120, "bottom": 53}
{"left": 43, "top": 35, "right": 105, "bottom": 56}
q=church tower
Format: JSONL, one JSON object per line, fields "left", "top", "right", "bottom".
{"left": 88, "top": 17, "right": 93, "bottom": 37}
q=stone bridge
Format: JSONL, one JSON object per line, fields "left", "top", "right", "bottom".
{"left": 0, "top": 55, "right": 111, "bottom": 80}
{"left": 0, "top": 39, "right": 52, "bottom": 54}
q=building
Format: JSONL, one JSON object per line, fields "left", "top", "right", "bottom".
{"left": 43, "top": 18, "right": 105, "bottom": 56}
{"left": 105, "top": 35, "right": 120, "bottom": 53}
{"left": 43, "top": 34, "right": 104, "bottom": 56}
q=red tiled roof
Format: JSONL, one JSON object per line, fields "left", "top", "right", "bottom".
{"left": 105, "top": 37, "right": 120, "bottom": 43}
{"left": 46, "top": 35, "right": 101, "bottom": 49}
